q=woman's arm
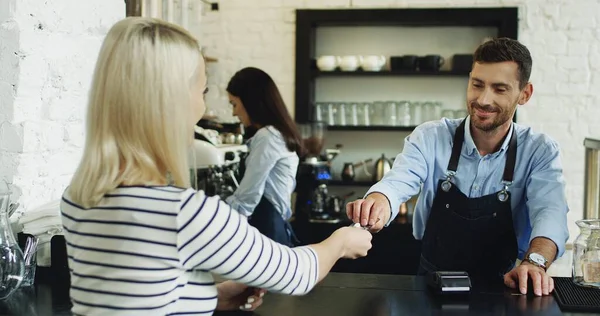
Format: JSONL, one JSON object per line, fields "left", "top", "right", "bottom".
{"left": 177, "top": 190, "right": 372, "bottom": 296}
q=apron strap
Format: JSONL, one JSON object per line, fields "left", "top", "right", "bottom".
{"left": 446, "top": 117, "right": 518, "bottom": 183}
{"left": 502, "top": 127, "right": 518, "bottom": 183}
{"left": 447, "top": 119, "right": 466, "bottom": 173}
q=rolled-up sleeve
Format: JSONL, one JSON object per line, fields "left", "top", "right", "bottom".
{"left": 365, "top": 127, "right": 430, "bottom": 226}
{"left": 526, "top": 140, "right": 570, "bottom": 258}
{"left": 226, "top": 131, "right": 278, "bottom": 217}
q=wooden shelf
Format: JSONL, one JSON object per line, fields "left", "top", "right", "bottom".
{"left": 312, "top": 69, "right": 469, "bottom": 78}
{"left": 327, "top": 125, "right": 416, "bottom": 132}
{"left": 329, "top": 180, "right": 375, "bottom": 186}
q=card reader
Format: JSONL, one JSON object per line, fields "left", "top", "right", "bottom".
{"left": 427, "top": 271, "right": 472, "bottom": 294}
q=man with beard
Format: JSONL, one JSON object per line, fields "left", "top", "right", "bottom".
{"left": 346, "top": 38, "right": 568, "bottom": 297}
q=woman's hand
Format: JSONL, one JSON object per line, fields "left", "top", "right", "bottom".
{"left": 309, "top": 225, "right": 373, "bottom": 284}
{"left": 216, "top": 281, "right": 266, "bottom": 311}
{"left": 331, "top": 226, "right": 373, "bottom": 259}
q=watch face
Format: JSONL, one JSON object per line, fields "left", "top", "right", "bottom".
{"left": 530, "top": 253, "right": 546, "bottom": 264}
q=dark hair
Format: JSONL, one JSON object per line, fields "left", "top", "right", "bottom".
{"left": 227, "top": 67, "right": 303, "bottom": 154}
{"left": 473, "top": 37, "right": 532, "bottom": 89}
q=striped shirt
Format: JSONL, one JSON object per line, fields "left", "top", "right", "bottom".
{"left": 60, "top": 185, "right": 319, "bottom": 315}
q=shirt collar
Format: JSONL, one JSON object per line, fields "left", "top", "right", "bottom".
{"left": 464, "top": 115, "right": 514, "bottom": 157}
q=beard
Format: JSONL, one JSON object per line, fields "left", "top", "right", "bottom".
{"left": 468, "top": 101, "right": 514, "bottom": 133}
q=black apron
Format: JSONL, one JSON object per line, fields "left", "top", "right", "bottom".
{"left": 238, "top": 152, "right": 299, "bottom": 247}
{"left": 248, "top": 197, "right": 299, "bottom": 247}
{"left": 418, "top": 118, "right": 518, "bottom": 284}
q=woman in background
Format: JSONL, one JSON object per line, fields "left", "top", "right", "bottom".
{"left": 60, "top": 17, "right": 372, "bottom": 315}
{"left": 226, "top": 67, "right": 302, "bottom": 247}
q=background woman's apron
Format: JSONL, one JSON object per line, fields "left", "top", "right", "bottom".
{"left": 239, "top": 153, "right": 299, "bottom": 247}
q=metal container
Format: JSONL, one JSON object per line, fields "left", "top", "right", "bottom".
{"left": 373, "top": 153, "right": 392, "bottom": 182}
{"left": 584, "top": 138, "right": 600, "bottom": 220}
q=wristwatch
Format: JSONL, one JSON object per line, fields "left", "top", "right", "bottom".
{"left": 525, "top": 252, "right": 548, "bottom": 271}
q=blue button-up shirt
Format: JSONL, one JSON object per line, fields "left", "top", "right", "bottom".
{"left": 366, "top": 116, "right": 570, "bottom": 259}
{"left": 226, "top": 126, "right": 298, "bottom": 220}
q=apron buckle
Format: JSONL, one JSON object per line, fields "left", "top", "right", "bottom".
{"left": 497, "top": 181, "right": 511, "bottom": 202}
{"left": 497, "top": 191, "right": 509, "bottom": 202}
{"left": 441, "top": 171, "right": 455, "bottom": 192}
{"left": 441, "top": 180, "right": 452, "bottom": 192}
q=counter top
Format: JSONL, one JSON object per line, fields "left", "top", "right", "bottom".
{"left": 1, "top": 273, "right": 594, "bottom": 315}
{"left": 239, "top": 273, "right": 593, "bottom": 316}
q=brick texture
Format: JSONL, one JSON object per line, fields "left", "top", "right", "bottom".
{"left": 0, "top": 0, "right": 124, "bottom": 212}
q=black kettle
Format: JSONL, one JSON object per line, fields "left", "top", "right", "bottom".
{"left": 373, "top": 153, "right": 392, "bottom": 182}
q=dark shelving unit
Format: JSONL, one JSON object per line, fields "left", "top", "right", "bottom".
{"left": 294, "top": 7, "right": 520, "bottom": 124}
{"left": 312, "top": 69, "right": 470, "bottom": 78}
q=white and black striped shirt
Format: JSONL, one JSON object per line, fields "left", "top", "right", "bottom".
{"left": 60, "top": 185, "right": 319, "bottom": 315}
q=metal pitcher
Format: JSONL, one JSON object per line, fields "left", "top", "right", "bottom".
{"left": 373, "top": 153, "right": 392, "bottom": 182}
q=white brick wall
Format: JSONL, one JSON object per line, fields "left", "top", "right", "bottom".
{"left": 0, "top": 0, "right": 124, "bottom": 212}
{"left": 197, "top": 0, "right": 600, "bottom": 241}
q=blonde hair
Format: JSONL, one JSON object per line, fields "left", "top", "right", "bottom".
{"left": 68, "top": 17, "right": 202, "bottom": 208}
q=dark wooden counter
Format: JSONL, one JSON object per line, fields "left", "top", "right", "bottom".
{"left": 237, "top": 273, "right": 592, "bottom": 316}
{"left": 1, "top": 273, "right": 593, "bottom": 315}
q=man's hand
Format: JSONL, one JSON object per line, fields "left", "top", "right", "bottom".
{"left": 346, "top": 193, "right": 391, "bottom": 232}
{"left": 504, "top": 262, "right": 554, "bottom": 296}
{"left": 216, "top": 281, "right": 266, "bottom": 311}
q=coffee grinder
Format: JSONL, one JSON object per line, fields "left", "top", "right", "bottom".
{"left": 294, "top": 121, "right": 342, "bottom": 223}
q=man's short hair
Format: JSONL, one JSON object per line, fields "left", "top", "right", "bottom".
{"left": 473, "top": 37, "right": 532, "bottom": 89}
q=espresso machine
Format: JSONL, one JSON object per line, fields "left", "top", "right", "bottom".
{"left": 190, "top": 137, "right": 248, "bottom": 200}
{"left": 294, "top": 121, "right": 344, "bottom": 223}
{"left": 295, "top": 159, "right": 334, "bottom": 222}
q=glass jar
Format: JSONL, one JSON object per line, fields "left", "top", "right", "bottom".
{"left": 371, "top": 101, "right": 386, "bottom": 126}
{"left": 421, "top": 101, "right": 435, "bottom": 122}
{"left": 0, "top": 181, "right": 25, "bottom": 299}
{"left": 384, "top": 101, "right": 398, "bottom": 126}
{"left": 572, "top": 219, "right": 600, "bottom": 289}
{"left": 432, "top": 101, "right": 443, "bottom": 120}
{"left": 347, "top": 103, "right": 359, "bottom": 126}
{"left": 396, "top": 101, "right": 411, "bottom": 127}
{"left": 313, "top": 103, "right": 325, "bottom": 122}
{"left": 334, "top": 103, "right": 346, "bottom": 126}
{"left": 358, "top": 102, "right": 370, "bottom": 126}
{"left": 410, "top": 101, "right": 423, "bottom": 126}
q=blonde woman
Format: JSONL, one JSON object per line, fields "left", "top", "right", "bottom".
{"left": 60, "top": 17, "right": 372, "bottom": 315}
